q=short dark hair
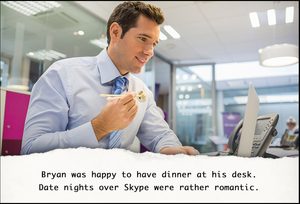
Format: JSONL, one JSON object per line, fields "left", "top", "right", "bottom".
{"left": 106, "top": 1, "right": 164, "bottom": 45}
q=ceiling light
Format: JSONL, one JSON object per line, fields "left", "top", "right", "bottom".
{"left": 191, "top": 74, "right": 197, "bottom": 80}
{"left": 1, "top": 1, "right": 61, "bottom": 16}
{"left": 73, "top": 30, "right": 85, "bottom": 36}
{"left": 285, "top": 6, "right": 294, "bottom": 23}
{"left": 184, "top": 94, "right": 190, "bottom": 99}
{"left": 26, "top": 49, "right": 66, "bottom": 61}
{"left": 259, "top": 44, "right": 298, "bottom": 67}
{"left": 267, "top": 9, "right": 276, "bottom": 26}
{"left": 182, "top": 74, "right": 188, "bottom": 80}
{"left": 249, "top": 12, "right": 260, "bottom": 28}
{"left": 77, "top": 30, "right": 84, "bottom": 36}
{"left": 159, "top": 31, "right": 167, "bottom": 40}
{"left": 163, "top": 25, "right": 180, "bottom": 39}
{"left": 180, "top": 86, "right": 186, "bottom": 92}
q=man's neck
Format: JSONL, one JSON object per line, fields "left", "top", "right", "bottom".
{"left": 106, "top": 46, "right": 128, "bottom": 76}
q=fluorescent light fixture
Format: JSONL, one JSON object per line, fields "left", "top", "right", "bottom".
{"left": 184, "top": 94, "right": 190, "bottom": 99}
{"left": 1, "top": 1, "right": 61, "bottom": 16}
{"left": 90, "top": 38, "right": 108, "bottom": 49}
{"left": 191, "top": 74, "right": 197, "bottom": 80}
{"left": 77, "top": 31, "right": 84, "bottom": 36}
{"left": 159, "top": 31, "right": 167, "bottom": 40}
{"left": 180, "top": 86, "right": 186, "bottom": 92}
{"left": 249, "top": 12, "right": 260, "bottom": 28}
{"left": 259, "top": 44, "right": 298, "bottom": 67}
{"left": 26, "top": 49, "right": 66, "bottom": 61}
{"left": 163, "top": 25, "right": 180, "bottom": 39}
{"left": 183, "top": 74, "right": 188, "bottom": 80}
{"left": 267, "top": 9, "right": 276, "bottom": 26}
{"left": 74, "top": 30, "right": 85, "bottom": 36}
{"left": 285, "top": 6, "right": 294, "bottom": 23}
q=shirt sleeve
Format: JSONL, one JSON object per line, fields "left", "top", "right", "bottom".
{"left": 21, "top": 65, "right": 99, "bottom": 155}
{"left": 137, "top": 88, "right": 182, "bottom": 153}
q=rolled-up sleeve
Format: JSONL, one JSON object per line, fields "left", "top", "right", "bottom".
{"left": 21, "top": 66, "right": 98, "bottom": 155}
{"left": 137, "top": 89, "right": 182, "bottom": 153}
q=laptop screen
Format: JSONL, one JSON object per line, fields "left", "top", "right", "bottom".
{"left": 237, "top": 84, "right": 259, "bottom": 157}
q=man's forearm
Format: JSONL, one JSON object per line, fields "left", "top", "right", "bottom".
{"left": 21, "top": 122, "right": 98, "bottom": 154}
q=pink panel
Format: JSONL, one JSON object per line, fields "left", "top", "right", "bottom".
{"left": 2, "top": 91, "right": 30, "bottom": 140}
{"left": 2, "top": 140, "right": 22, "bottom": 155}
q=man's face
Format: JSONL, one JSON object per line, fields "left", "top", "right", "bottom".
{"left": 287, "top": 122, "right": 296, "bottom": 130}
{"left": 110, "top": 15, "right": 160, "bottom": 74}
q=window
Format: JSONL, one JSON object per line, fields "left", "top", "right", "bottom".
{"left": 216, "top": 61, "right": 299, "bottom": 140}
{"left": 175, "top": 65, "right": 214, "bottom": 153}
{"left": 1, "top": 1, "right": 107, "bottom": 91}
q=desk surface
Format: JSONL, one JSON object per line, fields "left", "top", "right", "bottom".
{"left": 266, "top": 147, "right": 299, "bottom": 158}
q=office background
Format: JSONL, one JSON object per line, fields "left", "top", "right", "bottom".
{"left": 0, "top": 1, "right": 299, "bottom": 153}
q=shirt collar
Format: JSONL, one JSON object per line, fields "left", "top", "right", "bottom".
{"left": 96, "top": 49, "right": 130, "bottom": 85}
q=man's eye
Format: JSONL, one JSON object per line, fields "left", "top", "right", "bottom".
{"left": 139, "top": 37, "right": 147, "bottom": 42}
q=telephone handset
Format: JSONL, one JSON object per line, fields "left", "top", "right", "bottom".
{"left": 228, "top": 113, "right": 279, "bottom": 157}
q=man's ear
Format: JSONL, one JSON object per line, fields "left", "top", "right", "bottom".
{"left": 109, "top": 22, "right": 122, "bottom": 43}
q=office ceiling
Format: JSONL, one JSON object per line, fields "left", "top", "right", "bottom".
{"left": 75, "top": 1, "right": 299, "bottom": 64}
{"left": 1, "top": 1, "right": 298, "bottom": 94}
{"left": 74, "top": 1, "right": 299, "bottom": 94}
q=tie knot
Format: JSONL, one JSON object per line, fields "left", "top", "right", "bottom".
{"left": 113, "top": 76, "right": 128, "bottom": 94}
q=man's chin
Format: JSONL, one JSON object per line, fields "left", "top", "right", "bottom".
{"left": 130, "top": 67, "right": 143, "bottom": 74}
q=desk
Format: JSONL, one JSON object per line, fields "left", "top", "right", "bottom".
{"left": 203, "top": 147, "right": 299, "bottom": 158}
{"left": 265, "top": 147, "right": 299, "bottom": 158}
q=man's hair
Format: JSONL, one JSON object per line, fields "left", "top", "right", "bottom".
{"left": 106, "top": 1, "right": 164, "bottom": 45}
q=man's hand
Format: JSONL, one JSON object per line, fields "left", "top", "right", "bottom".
{"left": 159, "top": 146, "right": 200, "bottom": 155}
{"left": 91, "top": 92, "right": 138, "bottom": 140}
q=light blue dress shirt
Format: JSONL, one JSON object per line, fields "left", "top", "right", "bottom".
{"left": 21, "top": 49, "right": 182, "bottom": 154}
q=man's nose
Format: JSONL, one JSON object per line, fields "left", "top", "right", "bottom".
{"left": 143, "top": 44, "right": 154, "bottom": 57}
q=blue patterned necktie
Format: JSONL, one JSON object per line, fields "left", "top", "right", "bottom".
{"left": 108, "top": 76, "right": 129, "bottom": 148}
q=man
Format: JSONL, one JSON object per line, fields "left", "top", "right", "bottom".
{"left": 280, "top": 117, "right": 299, "bottom": 147}
{"left": 21, "top": 1, "right": 199, "bottom": 155}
